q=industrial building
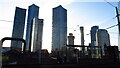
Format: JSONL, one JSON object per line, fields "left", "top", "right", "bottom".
{"left": 68, "top": 33, "right": 75, "bottom": 45}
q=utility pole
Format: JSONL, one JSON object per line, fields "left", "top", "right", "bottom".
{"left": 116, "top": 7, "right": 120, "bottom": 35}
{"left": 116, "top": 7, "right": 120, "bottom": 50}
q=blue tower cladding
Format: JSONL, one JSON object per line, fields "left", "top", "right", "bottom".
{"left": 31, "top": 18, "right": 44, "bottom": 52}
{"left": 11, "top": 7, "right": 26, "bottom": 50}
{"left": 52, "top": 5, "right": 67, "bottom": 51}
{"left": 25, "top": 4, "right": 39, "bottom": 51}
{"left": 90, "top": 26, "right": 99, "bottom": 46}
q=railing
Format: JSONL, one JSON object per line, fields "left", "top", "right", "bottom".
{"left": 0, "top": 37, "right": 26, "bottom": 66}
{"left": 0, "top": 37, "right": 26, "bottom": 52}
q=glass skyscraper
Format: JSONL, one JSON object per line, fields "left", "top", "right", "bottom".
{"left": 31, "top": 18, "right": 44, "bottom": 52}
{"left": 25, "top": 4, "right": 39, "bottom": 51}
{"left": 90, "top": 26, "right": 99, "bottom": 46}
{"left": 52, "top": 5, "right": 67, "bottom": 51}
{"left": 96, "top": 29, "right": 110, "bottom": 56}
{"left": 11, "top": 7, "right": 26, "bottom": 50}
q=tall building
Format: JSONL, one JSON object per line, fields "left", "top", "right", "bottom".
{"left": 80, "top": 26, "right": 85, "bottom": 53}
{"left": 80, "top": 26, "right": 84, "bottom": 46}
{"left": 68, "top": 33, "right": 75, "bottom": 45}
{"left": 11, "top": 7, "right": 26, "bottom": 50}
{"left": 96, "top": 29, "right": 110, "bottom": 56}
{"left": 25, "top": 4, "right": 39, "bottom": 51}
{"left": 52, "top": 5, "right": 67, "bottom": 51}
{"left": 90, "top": 26, "right": 99, "bottom": 46}
{"left": 31, "top": 18, "right": 44, "bottom": 52}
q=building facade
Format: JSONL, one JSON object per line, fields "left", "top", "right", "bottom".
{"left": 96, "top": 29, "right": 110, "bottom": 56}
{"left": 80, "top": 26, "right": 84, "bottom": 46}
{"left": 31, "top": 18, "right": 44, "bottom": 52}
{"left": 11, "top": 7, "right": 26, "bottom": 50}
{"left": 68, "top": 33, "right": 75, "bottom": 45}
{"left": 52, "top": 5, "right": 67, "bottom": 51}
{"left": 90, "top": 26, "right": 99, "bottom": 46}
{"left": 25, "top": 4, "right": 39, "bottom": 51}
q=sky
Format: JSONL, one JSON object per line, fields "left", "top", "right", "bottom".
{"left": 0, "top": 0, "right": 120, "bottom": 52}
